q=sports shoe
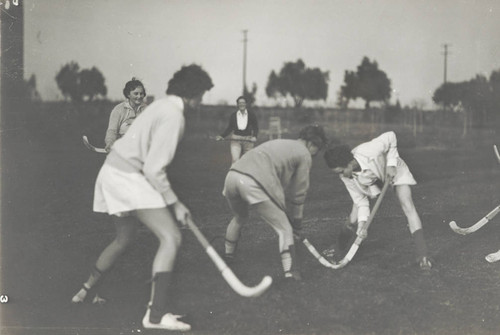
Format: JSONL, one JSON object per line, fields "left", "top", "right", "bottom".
{"left": 418, "top": 257, "right": 432, "bottom": 271}
{"left": 142, "top": 308, "right": 191, "bottom": 331}
{"left": 284, "top": 270, "right": 302, "bottom": 281}
{"left": 71, "top": 284, "right": 106, "bottom": 305}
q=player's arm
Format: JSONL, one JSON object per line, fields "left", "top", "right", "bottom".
{"left": 218, "top": 113, "right": 235, "bottom": 139}
{"left": 341, "top": 176, "right": 370, "bottom": 238}
{"left": 372, "top": 131, "right": 399, "bottom": 180}
{"left": 288, "top": 156, "right": 312, "bottom": 234}
{"left": 104, "top": 106, "right": 122, "bottom": 151}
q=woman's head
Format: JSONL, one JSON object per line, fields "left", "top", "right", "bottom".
{"left": 298, "top": 125, "right": 327, "bottom": 151}
{"left": 324, "top": 145, "right": 353, "bottom": 170}
{"left": 123, "top": 78, "right": 146, "bottom": 108}
{"left": 166, "top": 64, "right": 214, "bottom": 99}
{"left": 123, "top": 78, "right": 146, "bottom": 99}
{"left": 236, "top": 96, "right": 247, "bottom": 111}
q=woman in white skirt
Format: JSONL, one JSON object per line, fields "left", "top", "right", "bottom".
{"left": 71, "top": 64, "right": 213, "bottom": 332}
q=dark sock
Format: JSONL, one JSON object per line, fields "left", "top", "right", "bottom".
{"left": 149, "top": 272, "right": 173, "bottom": 323}
{"left": 412, "top": 229, "right": 428, "bottom": 260}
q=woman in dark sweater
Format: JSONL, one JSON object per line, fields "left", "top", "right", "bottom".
{"left": 216, "top": 96, "right": 259, "bottom": 163}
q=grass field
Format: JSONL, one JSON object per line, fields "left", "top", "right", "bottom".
{"left": 1, "top": 112, "right": 499, "bottom": 335}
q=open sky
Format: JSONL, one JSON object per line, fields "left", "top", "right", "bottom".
{"left": 24, "top": 0, "right": 500, "bottom": 108}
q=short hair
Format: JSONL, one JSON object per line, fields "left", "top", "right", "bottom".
{"left": 166, "top": 64, "right": 214, "bottom": 99}
{"left": 298, "top": 125, "right": 327, "bottom": 150}
{"left": 236, "top": 96, "right": 246, "bottom": 103}
{"left": 324, "top": 145, "right": 353, "bottom": 169}
{"left": 123, "top": 78, "right": 146, "bottom": 99}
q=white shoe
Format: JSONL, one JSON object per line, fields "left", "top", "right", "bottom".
{"left": 418, "top": 257, "right": 432, "bottom": 271}
{"left": 142, "top": 308, "right": 191, "bottom": 331}
{"left": 71, "top": 285, "right": 106, "bottom": 305}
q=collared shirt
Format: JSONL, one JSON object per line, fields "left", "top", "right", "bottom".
{"left": 339, "top": 131, "right": 400, "bottom": 223}
{"left": 220, "top": 110, "right": 258, "bottom": 138}
{"left": 105, "top": 100, "right": 147, "bottom": 148}
{"left": 236, "top": 110, "right": 248, "bottom": 130}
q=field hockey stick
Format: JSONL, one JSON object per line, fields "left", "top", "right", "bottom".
{"left": 185, "top": 218, "right": 272, "bottom": 297}
{"left": 330, "top": 178, "right": 391, "bottom": 269}
{"left": 494, "top": 145, "right": 500, "bottom": 164}
{"left": 300, "top": 178, "right": 391, "bottom": 269}
{"left": 210, "top": 136, "right": 256, "bottom": 143}
{"left": 485, "top": 249, "right": 500, "bottom": 263}
{"left": 82, "top": 135, "right": 107, "bottom": 154}
{"left": 449, "top": 205, "right": 500, "bottom": 235}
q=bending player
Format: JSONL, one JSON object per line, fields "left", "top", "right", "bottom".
{"left": 71, "top": 64, "right": 213, "bottom": 331}
{"left": 323, "top": 131, "right": 432, "bottom": 271}
{"left": 222, "top": 125, "right": 327, "bottom": 281}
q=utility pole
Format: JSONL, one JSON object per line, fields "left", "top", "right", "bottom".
{"left": 442, "top": 44, "right": 451, "bottom": 84}
{"left": 242, "top": 29, "right": 248, "bottom": 95}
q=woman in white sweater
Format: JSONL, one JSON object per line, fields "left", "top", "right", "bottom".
{"left": 72, "top": 65, "right": 213, "bottom": 331}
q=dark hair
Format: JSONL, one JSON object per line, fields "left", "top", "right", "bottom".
{"left": 298, "top": 125, "right": 327, "bottom": 150}
{"left": 236, "top": 96, "right": 246, "bottom": 103}
{"left": 324, "top": 145, "right": 353, "bottom": 169}
{"left": 123, "top": 78, "right": 146, "bottom": 98}
{"left": 166, "top": 64, "right": 214, "bottom": 98}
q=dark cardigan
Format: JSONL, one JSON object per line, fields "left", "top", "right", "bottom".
{"left": 220, "top": 110, "right": 259, "bottom": 137}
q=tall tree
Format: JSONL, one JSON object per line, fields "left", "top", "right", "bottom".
{"left": 243, "top": 82, "right": 258, "bottom": 107}
{"left": 265, "top": 59, "right": 329, "bottom": 108}
{"left": 79, "top": 67, "right": 107, "bottom": 101}
{"left": 55, "top": 62, "right": 107, "bottom": 102}
{"left": 339, "top": 70, "right": 358, "bottom": 108}
{"left": 55, "top": 61, "right": 81, "bottom": 102}
{"left": 339, "top": 57, "right": 392, "bottom": 108}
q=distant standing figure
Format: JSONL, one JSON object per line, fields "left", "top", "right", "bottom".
{"left": 216, "top": 96, "right": 259, "bottom": 163}
{"left": 104, "top": 78, "right": 147, "bottom": 152}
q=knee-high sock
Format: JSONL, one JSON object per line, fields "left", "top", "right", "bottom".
{"left": 412, "top": 229, "right": 428, "bottom": 259}
{"left": 84, "top": 266, "right": 103, "bottom": 289}
{"left": 281, "top": 244, "right": 298, "bottom": 274}
{"left": 149, "top": 272, "right": 173, "bottom": 323}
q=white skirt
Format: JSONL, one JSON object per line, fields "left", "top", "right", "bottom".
{"left": 93, "top": 163, "right": 166, "bottom": 217}
{"left": 393, "top": 157, "right": 417, "bottom": 186}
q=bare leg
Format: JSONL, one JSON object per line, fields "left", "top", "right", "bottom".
{"left": 252, "top": 200, "right": 299, "bottom": 278}
{"left": 135, "top": 207, "right": 181, "bottom": 275}
{"left": 395, "top": 185, "right": 430, "bottom": 268}
{"left": 224, "top": 197, "right": 249, "bottom": 256}
{"left": 135, "top": 207, "right": 183, "bottom": 324}
{"left": 230, "top": 141, "right": 242, "bottom": 163}
{"left": 72, "top": 215, "right": 138, "bottom": 303}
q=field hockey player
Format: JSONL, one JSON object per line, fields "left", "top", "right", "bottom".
{"left": 323, "top": 131, "right": 432, "bottom": 271}
{"left": 222, "top": 125, "right": 327, "bottom": 281}
{"left": 71, "top": 64, "right": 213, "bottom": 331}
{"left": 104, "top": 78, "right": 147, "bottom": 152}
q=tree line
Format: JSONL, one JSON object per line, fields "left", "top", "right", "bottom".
{"left": 41, "top": 58, "right": 500, "bottom": 120}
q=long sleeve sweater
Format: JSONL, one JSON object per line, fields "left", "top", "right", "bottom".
{"left": 220, "top": 110, "right": 259, "bottom": 137}
{"left": 105, "top": 95, "right": 185, "bottom": 205}
{"left": 230, "top": 139, "right": 311, "bottom": 218}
